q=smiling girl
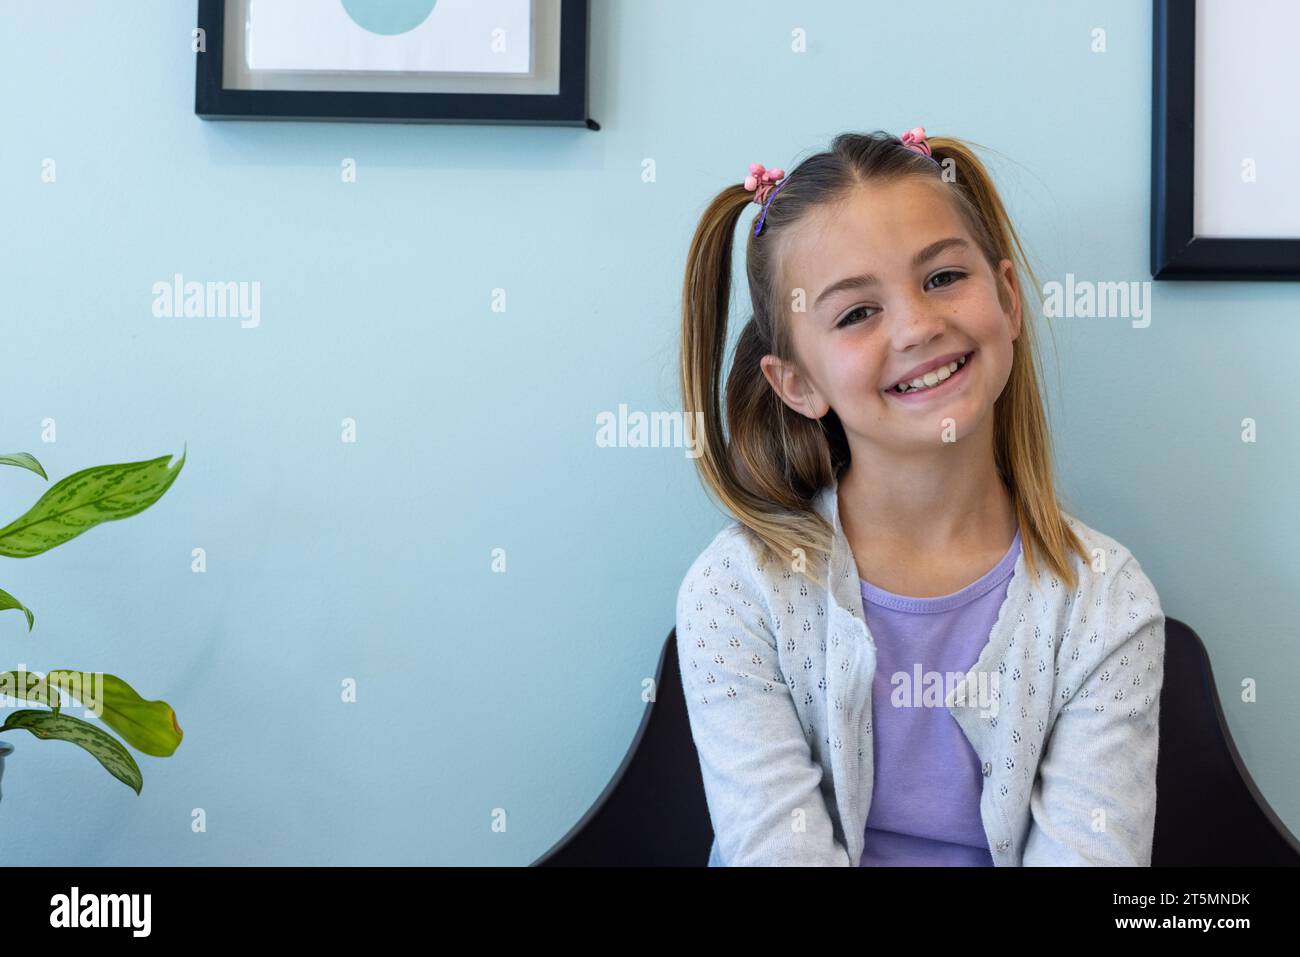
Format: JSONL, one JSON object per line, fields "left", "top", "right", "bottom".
{"left": 676, "top": 128, "right": 1165, "bottom": 867}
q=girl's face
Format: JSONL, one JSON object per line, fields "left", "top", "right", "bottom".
{"left": 761, "top": 177, "right": 1022, "bottom": 452}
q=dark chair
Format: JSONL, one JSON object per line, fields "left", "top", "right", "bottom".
{"left": 1152, "top": 618, "right": 1299, "bottom": 865}
{"left": 533, "top": 618, "right": 1300, "bottom": 866}
{"left": 532, "top": 629, "right": 713, "bottom": 866}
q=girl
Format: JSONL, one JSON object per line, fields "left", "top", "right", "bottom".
{"left": 676, "top": 128, "right": 1165, "bottom": 867}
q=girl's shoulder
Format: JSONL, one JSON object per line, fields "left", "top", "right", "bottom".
{"left": 1046, "top": 512, "right": 1167, "bottom": 727}
{"left": 675, "top": 524, "right": 772, "bottom": 670}
{"left": 678, "top": 520, "right": 759, "bottom": 587}
{"left": 676, "top": 520, "right": 783, "bottom": 618}
{"left": 1049, "top": 510, "right": 1164, "bottom": 667}
{"left": 1058, "top": 510, "right": 1155, "bottom": 591}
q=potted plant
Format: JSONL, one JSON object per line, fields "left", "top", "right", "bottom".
{"left": 0, "top": 449, "right": 186, "bottom": 803}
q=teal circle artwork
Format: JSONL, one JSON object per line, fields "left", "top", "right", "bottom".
{"left": 341, "top": 0, "right": 437, "bottom": 36}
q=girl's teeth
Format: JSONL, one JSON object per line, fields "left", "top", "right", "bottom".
{"left": 893, "top": 354, "right": 968, "bottom": 393}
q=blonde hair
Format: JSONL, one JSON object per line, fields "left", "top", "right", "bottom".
{"left": 679, "top": 130, "right": 1088, "bottom": 587}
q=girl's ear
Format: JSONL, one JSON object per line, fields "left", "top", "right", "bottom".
{"left": 760, "top": 354, "right": 829, "bottom": 420}
{"left": 997, "top": 258, "right": 1022, "bottom": 340}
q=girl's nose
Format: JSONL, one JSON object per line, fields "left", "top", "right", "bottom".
{"left": 888, "top": 297, "right": 947, "bottom": 350}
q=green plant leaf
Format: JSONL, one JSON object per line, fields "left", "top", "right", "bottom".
{"left": 0, "top": 709, "right": 143, "bottom": 793}
{"left": 0, "top": 453, "right": 47, "bottom": 480}
{"left": 0, "top": 669, "right": 182, "bottom": 756}
{"left": 0, "top": 669, "right": 59, "bottom": 707}
{"left": 0, "top": 587, "right": 34, "bottom": 631}
{"left": 0, "top": 446, "right": 185, "bottom": 558}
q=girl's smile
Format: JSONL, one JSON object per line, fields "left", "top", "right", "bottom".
{"left": 883, "top": 349, "right": 976, "bottom": 404}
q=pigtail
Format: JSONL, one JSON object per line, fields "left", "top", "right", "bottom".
{"left": 679, "top": 186, "right": 754, "bottom": 515}
{"left": 680, "top": 186, "right": 837, "bottom": 582}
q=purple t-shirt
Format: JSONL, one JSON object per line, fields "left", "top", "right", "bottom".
{"left": 858, "top": 528, "right": 1021, "bottom": 866}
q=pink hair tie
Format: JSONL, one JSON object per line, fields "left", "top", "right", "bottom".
{"left": 899, "top": 126, "right": 940, "bottom": 165}
{"left": 745, "top": 162, "right": 788, "bottom": 236}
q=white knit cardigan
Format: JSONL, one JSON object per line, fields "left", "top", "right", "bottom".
{"left": 675, "top": 479, "right": 1166, "bottom": 866}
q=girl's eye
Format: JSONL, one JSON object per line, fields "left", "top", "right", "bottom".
{"left": 836, "top": 305, "right": 876, "bottom": 329}
{"left": 927, "top": 269, "right": 967, "bottom": 289}
{"left": 835, "top": 270, "right": 968, "bottom": 329}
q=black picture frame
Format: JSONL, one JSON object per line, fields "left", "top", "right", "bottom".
{"left": 1151, "top": 0, "right": 1298, "bottom": 279}
{"left": 195, "top": 0, "right": 598, "bottom": 129}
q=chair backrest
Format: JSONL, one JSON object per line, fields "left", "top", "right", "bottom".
{"left": 535, "top": 618, "right": 1300, "bottom": 866}
{"left": 1152, "top": 618, "right": 1300, "bottom": 865}
{"left": 532, "top": 630, "right": 713, "bottom": 866}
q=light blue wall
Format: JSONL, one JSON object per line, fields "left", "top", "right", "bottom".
{"left": 0, "top": 0, "right": 1295, "bottom": 863}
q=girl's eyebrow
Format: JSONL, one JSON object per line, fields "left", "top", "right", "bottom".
{"left": 812, "top": 237, "right": 972, "bottom": 310}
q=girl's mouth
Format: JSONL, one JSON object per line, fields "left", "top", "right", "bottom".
{"left": 883, "top": 351, "right": 974, "bottom": 402}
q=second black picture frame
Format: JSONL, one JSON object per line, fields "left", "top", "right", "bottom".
{"left": 195, "top": 0, "right": 598, "bottom": 129}
{"left": 1151, "top": 0, "right": 1298, "bottom": 280}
